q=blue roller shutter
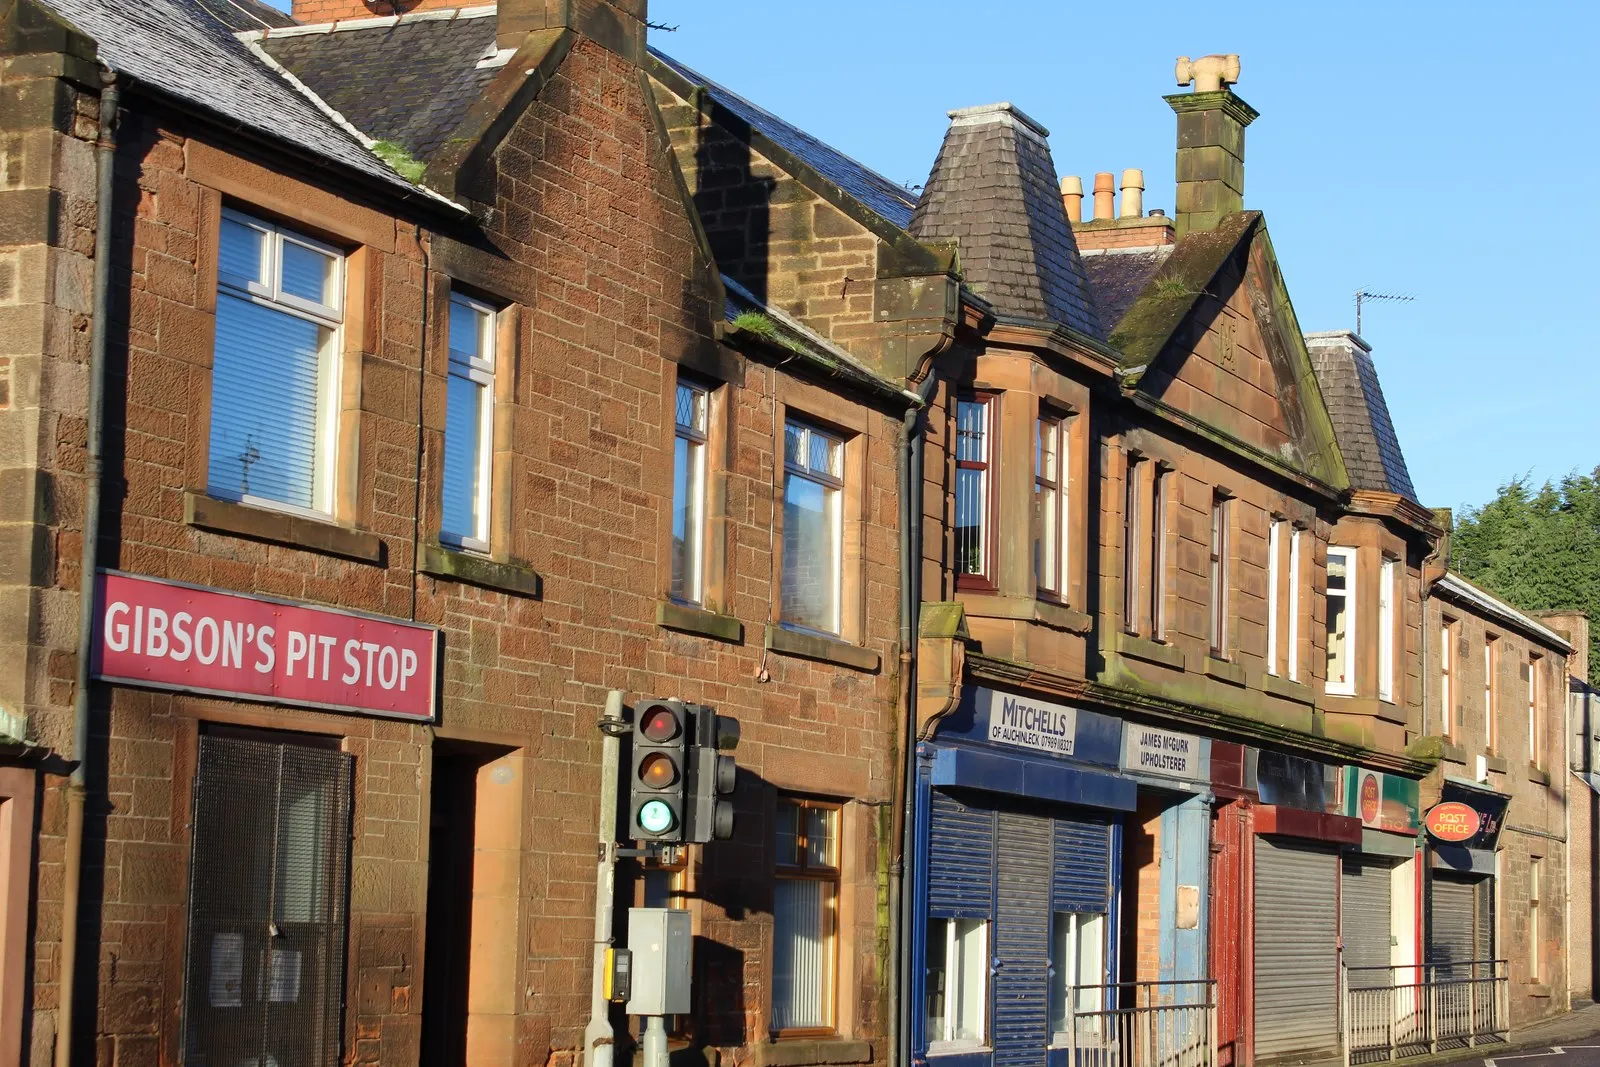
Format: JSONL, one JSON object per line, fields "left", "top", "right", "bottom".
{"left": 929, "top": 789, "right": 995, "bottom": 918}
{"left": 994, "top": 811, "right": 1052, "bottom": 1067}
{"left": 1053, "top": 814, "right": 1112, "bottom": 913}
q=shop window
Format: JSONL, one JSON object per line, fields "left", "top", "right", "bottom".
{"left": 772, "top": 797, "right": 839, "bottom": 1032}
{"left": 1485, "top": 635, "right": 1499, "bottom": 753}
{"left": 1150, "top": 468, "right": 1168, "bottom": 639}
{"left": 925, "top": 916, "right": 987, "bottom": 1051}
{"left": 1035, "top": 411, "right": 1067, "bottom": 599}
{"left": 1288, "top": 526, "right": 1302, "bottom": 681}
{"left": 1529, "top": 858, "right": 1542, "bottom": 980}
{"left": 1123, "top": 454, "right": 1143, "bottom": 634}
{"left": 1208, "top": 494, "right": 1231, "bottom": 657}
{"left": 954, "top": 395, "right": 994, "bottom": 585}
{"left": 209, "top": 209, "right": 344, "bottom": 517}
{"left": 671, "top": 377, "right": 710, "bottom": 604}
{"left": 181, "top": 730, "right": 352, "bottom": 1067}
{"left": 1378, "top": 557, "right": 1397, "bottom": 703}
{"left": 1049, "top": 911, "right": 1106, "bottom": 1044}
{"left": 441, "top": 292, "right": 497, "bottom": 551}
{"left": 1267, "top": 518, "right": 1283, "bottom": 675}
{"left": 1441, "top": 617, "right": 1458, "bottom": 739}
{"left": 1528, "top": 654, "right": 1543, "bottom": 769}
{"left": 781, "top": 420, "right": 845, "bottom": 635}
{"left": 1326, "top": 546, "right": 1356, "bottom": 695}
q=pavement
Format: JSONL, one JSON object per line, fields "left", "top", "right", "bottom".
{"left": 1421, "top": 1002, "right": 1600, "bottom": 1067}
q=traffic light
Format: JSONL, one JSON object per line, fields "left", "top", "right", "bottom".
{"left": 630, "top": 698, "right": 689, "bottom": 842}
{"left": 685, "top": 705, "right": 740, "bottom": 843}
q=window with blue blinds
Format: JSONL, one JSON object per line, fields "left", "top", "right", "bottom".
{"left": 207, "top": 210, "right": 343, "bottom": 516}
{"left": 441, "top": 293, "right": 496, "bottom": 549}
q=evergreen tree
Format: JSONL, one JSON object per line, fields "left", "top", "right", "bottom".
{"left": 1451, "top": 468, "right": 1600, "bottom": 687}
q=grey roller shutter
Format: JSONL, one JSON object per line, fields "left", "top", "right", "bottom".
{"left": 1341, "top": 858, "right": 1394, "bottom": 988}
{"left": 1428, "top": 875, "right": 1476, "bottom": 971}
{"left": 993, "top": 810, "right": 1052, "bottom": 1067}
{"left": 1474, "top": 879, "right": 1494, "bottom": 963}
{"left": 1254, "top": 837, "right": 1339, "bottom": 1063}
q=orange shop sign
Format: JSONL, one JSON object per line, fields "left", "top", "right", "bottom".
{"left": 1424, "top": 801, "right": 1481, "bottom": 843}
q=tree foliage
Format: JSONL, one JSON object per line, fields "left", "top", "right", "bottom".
{"left": 1451, "top": 467, "right": 1600, "bottom": 687}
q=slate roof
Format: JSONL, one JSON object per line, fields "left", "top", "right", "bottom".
{"left": 909, "top": 103, "right": 1103, "bottom": 339}
{"left": 254, "top": 11, "right": 500, "bottom": 163}
{"left": 1305, "top": 331, "right": 1419, "bottom": 502}
{"left": 41, "top": 0, "right": 434, "bottom": 201}
{"left": 1082, "top": 248, "right": 1172, "bottom": 331}
{"left": 190, "top": 0, "right": 296, "bottom": 31}
{"left": 648, "top": 48, "right": 919, "bottom": 232}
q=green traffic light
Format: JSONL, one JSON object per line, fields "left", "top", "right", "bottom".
{"left": 638, "top": 799, "right": 676, "bottom": 835}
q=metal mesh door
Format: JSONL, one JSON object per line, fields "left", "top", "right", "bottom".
{"left": 182, "top": 733, "right": 353, "bottom": 1067}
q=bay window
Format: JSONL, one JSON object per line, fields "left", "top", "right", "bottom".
{"left": 925, "top": 916, "right": 987, "bottom": 1051}
{"left": 1035, "top": 412, "right": 1067, "bottom": 598}
{"left": 954, "top": 395, "right": 993, "bottom": 584}
{"left": 671, "top": 378, "right": 709, "bottom": 603}
{"left": 441, "top": 292, "right": 496, "bottom": 550}
{"left": 208, "top": 209, "right": 343, "bottom": 517}
{"left": 772, "top": 797, "right": 839, "bottom": 1032}
{"left": 782, "top": 420, "right": 844, "bottom": 634}
{"left": 1326, "top": 546, "right": 1356, "bottom": 695}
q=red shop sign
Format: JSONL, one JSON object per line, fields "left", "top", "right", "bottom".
{"left": 1424, "top": 801, "right": 1481, "bottom": 843}
{"left": 92, "top": 571, "right": 439, "bottom": 722}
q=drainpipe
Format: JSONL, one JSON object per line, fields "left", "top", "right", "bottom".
{"left": 57, "top": 68, "right": 120, "bottom": 1067}
{"left": 890, "top": 369, "right": 939, "bottom": 1067}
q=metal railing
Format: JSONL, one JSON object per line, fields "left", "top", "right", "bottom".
{"left": 1341, "top": 960, "right": 1509, "bottom": 1065}
{"left": 1062, "top": 979, "right": 1217, "bottom": 1067}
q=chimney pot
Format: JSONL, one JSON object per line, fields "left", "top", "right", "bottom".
{"left": 1119, "top": 168, "right": 1145, "bottom": 219}
{"left": 1060, "top": 176, "right": 1084, "bottom": 224}
{"left": 1092, "top": 172, "right": 1115, "bottom": 221}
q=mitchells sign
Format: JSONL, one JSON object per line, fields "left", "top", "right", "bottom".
{"left": 986, "top": 690, "right": 1076, "bottom": 756}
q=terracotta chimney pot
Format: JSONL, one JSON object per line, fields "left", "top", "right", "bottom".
{"left": 1092, "top": 172, "right": 1115, "bottom": 221}
{"left": 1060, "top": 176, "right": 1084, "bottom": 224}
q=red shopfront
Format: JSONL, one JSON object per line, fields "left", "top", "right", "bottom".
{"left": 91, "top": 571, "right": 440, "bottom": 1067}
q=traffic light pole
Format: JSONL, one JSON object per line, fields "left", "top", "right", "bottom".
{"left": 584, "top": 690, "right": 628, "bottom": 1067}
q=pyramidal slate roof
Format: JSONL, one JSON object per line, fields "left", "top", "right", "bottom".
{"left": 1305, "top": 331, "right": 1418, "bottom": 502}
{"left": 40, "top": 0, "right": 437, "bottom": 201}
{"left": 909, "top": 103, "right": 1103, "bottom": 339}
{"left": 252, "top": 9, "right": 501, "bottom": 163}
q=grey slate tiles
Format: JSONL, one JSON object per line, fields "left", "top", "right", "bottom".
{"left": 909, "top": 103, "right": 1104, "bottom": 340}
{"left": 1306, "top": 331, "right": 1419, "bottom": 502}
{"left": 1081, "top": 248, "right": 1173, "bottom": 332}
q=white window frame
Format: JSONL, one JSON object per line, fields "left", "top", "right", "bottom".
{"left": 1326, "top": 546, "right": 1357, "bottom": 696}
{"left": 1049, "top": 910, "right": 1107, "bottom": 1046}
{"left": 1529, "top": 857, "right": 1542, "bottom": 980}
{"left": 1440, "top": 619, "right": 1455, "bottom": 738}
{"left": 782, "top": 419, "right": 845, "bottom": 636}
{"left": 1485, "top": 636, "right": 1498, "bottom": 752}
{"left": 670, "top": 377, "right": 710, "bottom": 605}
{"left": 1378, "top": 557, "right": 1397, "bottom": 703}
{"left": 1035, "top": 411, "right": 1068, "bottom": 600}
{"left": 212, "top": 208, "right": 344, "bottom": 520}
{"left": 1529, "top": 655, "right": 1542, "bottom": 769}
{"left": 1123, "top": 454, "right": 1143, "bottom": 635}
{"left": 439, "top": 291, "right": 497, "bottom": 552}
{"left": 1267, "top": 518, "right": 1282, "bottom": 675}
{"left": 927, "top": 916, "right": 989, "bottom": 1053}
{"left": 1288, "top": 526, "right": 1301, "bottom": 681}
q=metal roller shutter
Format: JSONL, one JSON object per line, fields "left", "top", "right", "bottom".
{"left": 1429, "top": 874, "right": 1491, "bottom": 973}
{"left": 1341, "top": 857, "right": 1394, "bottom": 988}
{"left": 1254, "top": 837, "right": 1339, "bottom": 1063}
{"left": 929, "top": 790, "right": 995, "bottom": 918}
{"left": 1053, "top": 813, "right": 1112, "bottom": 912}
{"left": 994, "top": 811, "right": 1052, "bottom": 1067}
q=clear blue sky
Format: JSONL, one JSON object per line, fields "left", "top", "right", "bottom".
{"left": 272, "top": 0, "right": 1599, "bottom": 512}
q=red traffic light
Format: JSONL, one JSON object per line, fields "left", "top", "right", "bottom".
{"left": 640, "top": 706, "right": 681, "bottom": 742}
{"left": 638, "top": 752, "right": 679, "bottom": 789}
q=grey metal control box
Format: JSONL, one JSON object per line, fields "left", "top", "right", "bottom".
{"left": 624, "top": 907, "right": 691, "bottom": 1015}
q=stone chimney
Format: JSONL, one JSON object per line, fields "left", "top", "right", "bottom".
{"left": 286, "top": 0, "right": 647, "bottom": 60}
{"left": 1166, "top": 53, "right": 1257, "bottom": 238}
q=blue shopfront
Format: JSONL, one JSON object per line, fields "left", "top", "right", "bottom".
{"left": 911, "top": 687, "right": 1138, "bottom": 1067}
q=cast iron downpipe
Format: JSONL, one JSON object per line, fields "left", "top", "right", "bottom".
{"left": 57, "top": 68, "right": 120, "bottom": 1067}
{"left": 890, "top": 370, "right": 938, "bottom": 1067}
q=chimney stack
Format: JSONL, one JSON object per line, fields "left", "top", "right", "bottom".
{"left": 1167, "top": 53, "right": 1257, "bottom": 238}
{"left": 1092, "top": 172, "right": 1115, "bottom": 221}
{"left": 1060, "top": 176, "right": 1083, "bottom": 224}
{"left": 1119, "top": 169, "right": 1144, "bottom": 219}
{"left": 496, "top": 0, "right": 648, "bottom": 58}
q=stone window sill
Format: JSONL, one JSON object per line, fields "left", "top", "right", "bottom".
{"left": 421, "top": 543, "right": 541, "bottom": 598}
{"left": 749, "top": 1039, "right": 872, "bottom": 1067}
{"left": 764, "top": 624, "right": 880, "bottom": 673}
{"left": 1528, "top": 763, "right": 1551, "bottom": 785}
{"left": 185, "top": 492, "right": 382, "bottom": 564}
{"left": 1113, "top": 631, "right": 1187, "bottom": 671}
{"left": 1484, "top": 753, "right": 1509, "bottom": 774}
{"left": 657, "top": 600, "right": 741, "bottom": 643}
{"left": 1033, "top": 598, "right": 1092, "bottom": 634}
{"left": 1262, "top": 673, "right": 1316, "bottom": 706}
{"left": 1528, "top": 983, "right": 1553, "bottom": 998}
{"left": 1204, "top": 655, "right": 1246, "bottom": 687}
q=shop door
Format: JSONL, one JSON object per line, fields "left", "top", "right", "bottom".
{"left": 181, "top": 732, "right": 354, "bottom": 1067}
{"left": 1341, "top": 857, "right": 1394, "bottom": 988}
{"left": 1254, "top": 837, "right": 1339, "bottom": 1064}
{"left": 994, "top": 810, "right": 1052, "bottom": 1067}
{"left": 1429, "top": 874, "right": 1493, "bottom": 975}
